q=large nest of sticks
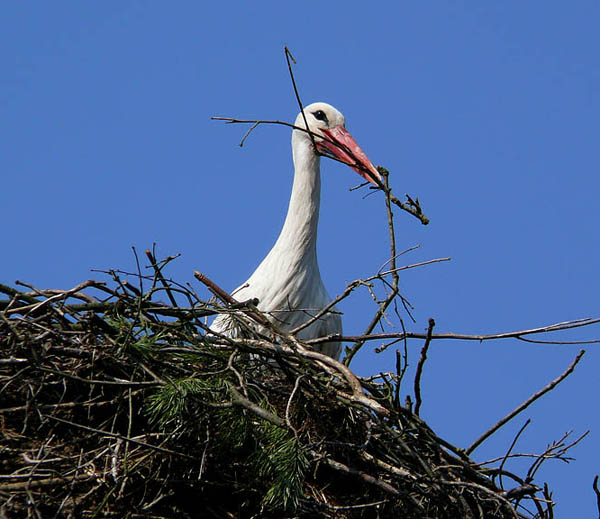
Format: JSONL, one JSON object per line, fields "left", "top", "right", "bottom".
{"left": 1, "top": 248, "right": 587, "bottom": 519}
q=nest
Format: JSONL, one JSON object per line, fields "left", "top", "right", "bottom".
{"left": 0, "top": 253, "right": 577, "bottom": 518}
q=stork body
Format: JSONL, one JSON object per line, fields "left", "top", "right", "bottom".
{"left": 212, "top": 103, "right": 380, "bottom": 360}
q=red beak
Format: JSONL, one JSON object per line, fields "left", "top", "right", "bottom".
{"left": 317, "top": 126, "right": 381, "bottom": 185}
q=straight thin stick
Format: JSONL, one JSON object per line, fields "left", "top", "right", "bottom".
{"left": 466, "top": 350, "right": 585, "bottom": 455}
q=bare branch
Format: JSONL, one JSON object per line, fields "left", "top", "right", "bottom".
{"left": 413, "top": 318, "right": 435, "bottom": 416}
{"left": 498, "top": 419, "right": 531, "bottom": 491}
{"left": 306, "top": 317, "right": 600, "bottom": 346}
{"left": 194, "top": 270, "right": 268, "bottom": 327}
{"left": 466, "top": 350, "right": 586, "bottom": 455}
{"left": 211, "top": 117, "right": 430, "bottom": 225}
{"left": 593, "top": 475, "right": 600, "bottom": 518}
{"left": 44, "top": 415, "right": 196, "bottom": 460}
{"left": 344, "top": 169, "right": 404, "bottom": 366}
{"left": 145, "top": 249, "right": 179, "bottom": 308}
{"left": 284, "top": 45, "right": 316, "bottom": 153}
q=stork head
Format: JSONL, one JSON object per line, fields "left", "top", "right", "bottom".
{"left": 294, "top": 102, "right": 381, "bottom": 185}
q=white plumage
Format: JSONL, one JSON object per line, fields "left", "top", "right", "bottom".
{"left": 212, "top": 102, "right": 380, "bottom": 360}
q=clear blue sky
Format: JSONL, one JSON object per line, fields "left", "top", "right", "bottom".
{"left": 2, "top": 2, "right": 598, "bottom": 515}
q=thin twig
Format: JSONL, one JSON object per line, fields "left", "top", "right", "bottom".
{"left": 413, "top": 318, "right": 435, "bottom": 416}
{"left": 306, "top": 317, "right": 600, "bottom": 346}
{"left": 44, "top": 415, "right": 197, "bottom": 460}
{"left": 145, "top": 249, "right": 179, "bottom": 308}
{"left": 344, "top": 169, "right": 402, "bottom": 366}
{"left": 321, "top": 457, "right": 401, "bottom": 497}
{"left": 284, "top": 46, "right": 316, "bottom": 153}
{"left": 13, "top": 280, "right": 99, "bottom": 317}
{"left": 211, "top": 117, "right": 430, "bottom": 225}
{"left": 498, "top": 419, "right": 531, "bottom": 491}
{"left": 194, "top": 270, "right": 268, "bottom": 327}
{"left": 593, "top": 475, "right": 600, "bottom": 519}
{"left": 229, "top": 386, "right": 285, "bottom": 427}
{"left": 466, "top": 350, "right": 586, "bottom": 455}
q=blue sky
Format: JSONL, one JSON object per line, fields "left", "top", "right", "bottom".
{"left": 2, "top": 2, "right": 599, "bottom": 515}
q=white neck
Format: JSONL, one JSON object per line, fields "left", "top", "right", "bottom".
{"left": 271, "top": 131, "right": 321, "bottom": 265}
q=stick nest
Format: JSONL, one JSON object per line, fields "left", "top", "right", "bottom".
{"left": 0, "top": 256, "right": 564, "bottom": 518}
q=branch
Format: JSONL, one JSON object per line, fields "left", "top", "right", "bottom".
{"left": 194, "top": 270, "right": 268, "bottom": 327}
{"left": 145, "top": 249, "right": 179, "bottom": 307}
{"left": 344, "top": 169, "right": 403, "bottom": 366}
{"left": 229, "top": 386, "right": 285, "bottom": 427}
{"left": 466, "top": 350, "right": 586, "bottom": 455}
{"left": 413, "top": 318, "right": 435, "bottom": 416}
{"left": 44, "top": 415, "right": 196, "bottom": 460}
{"left": 235, "top": 337, "right": 390, "bottom": 417}
{"left": 211, "top": 117, "right": 429, "bottom": 225}
{"left": 306, "top": 317, "right": 600, "bottom": 346}
{"left": 321, "top": 457, "right": 401, "bottom": 497}
{"left": 290, "top": 256, "right": 449, "bottom": 337}
{"left": 3, "top": 280, "right": 104, "bottom": 317}
{"left": 284, "top": 45, "right": 316, "bottom": 153}
{"left": 0, "top": 474, "right": 95, "bottom": 492}
{"left": 593, "top": 475, "right": 600, "bottom": 518}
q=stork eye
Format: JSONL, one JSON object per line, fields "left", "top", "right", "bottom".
{"left": 312, "top": 110, "right": 328, "bottom": 123}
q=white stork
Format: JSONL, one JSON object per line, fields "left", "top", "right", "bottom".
{"left": 212, "top": 102, "right": 380, "bottom": 360}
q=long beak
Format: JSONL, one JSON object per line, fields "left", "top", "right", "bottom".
{"left": 317, "top": 126, "right": 381, "bottom": 186}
